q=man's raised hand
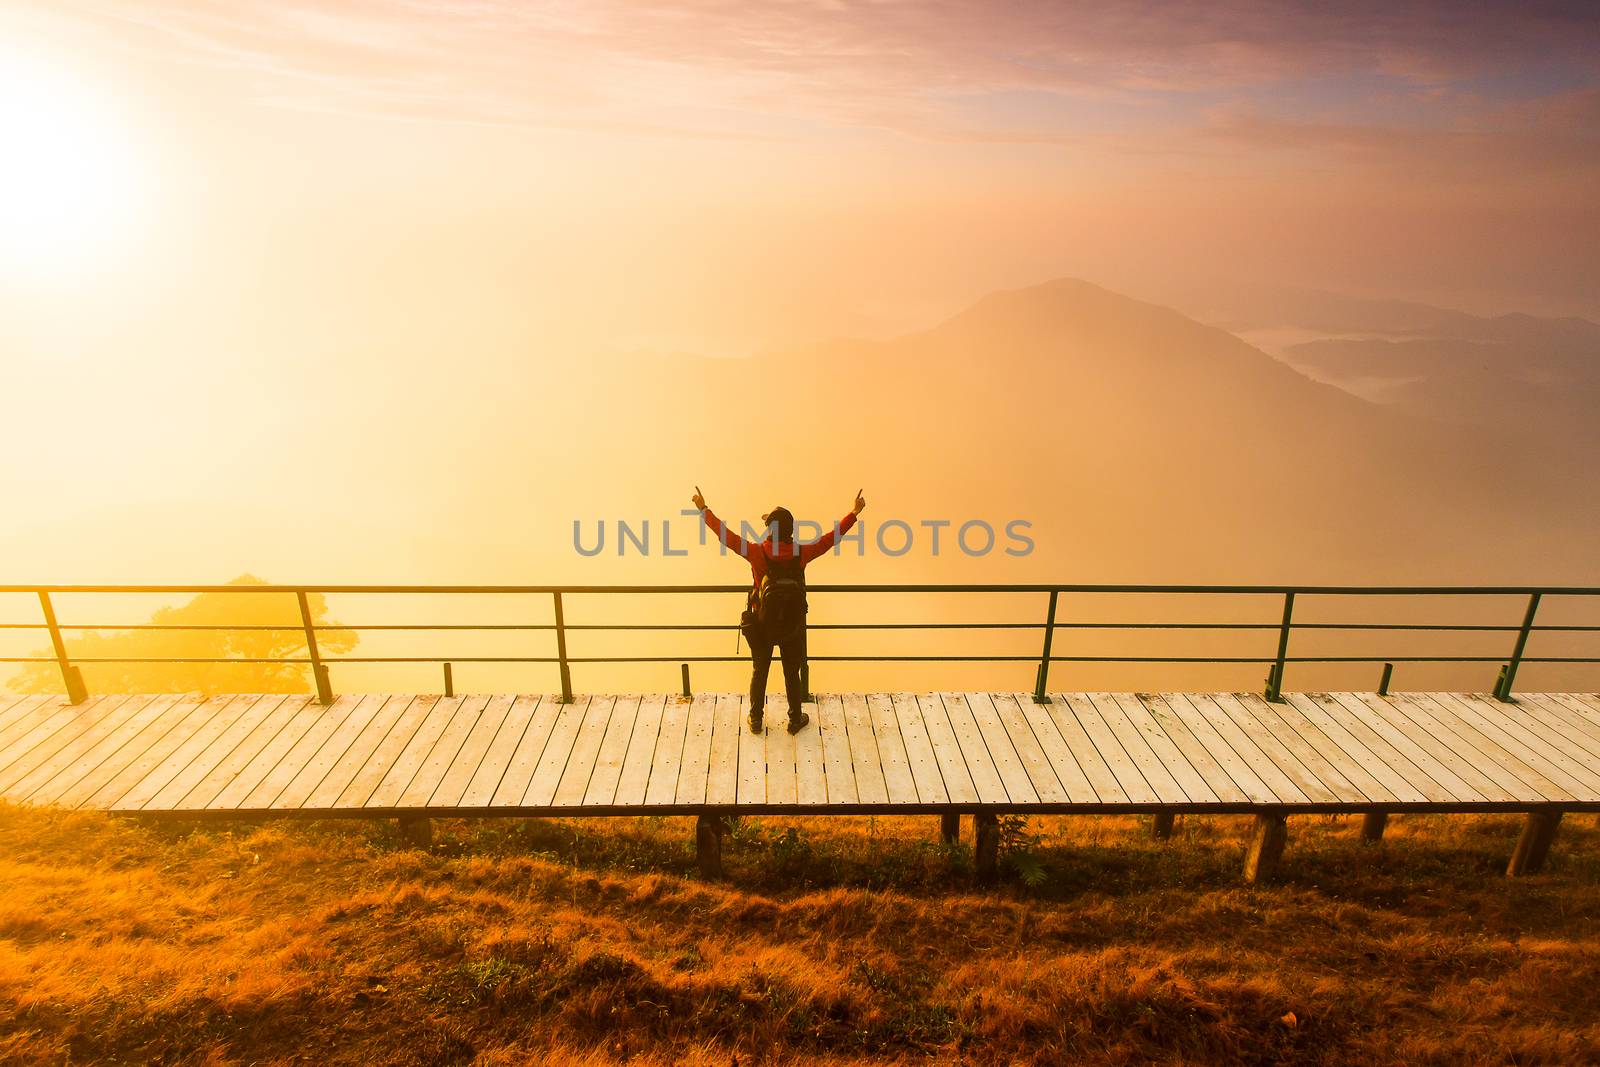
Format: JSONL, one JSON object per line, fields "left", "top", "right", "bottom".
{"left": 691, "top": 486, "right": 706, "bottom": 511}
{"left": 853, "top": 488, "right": 866, "bottom": 515}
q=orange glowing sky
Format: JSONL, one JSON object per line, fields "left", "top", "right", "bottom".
{"left": 2, "top": 1, "right": 1598, "bottom": 585}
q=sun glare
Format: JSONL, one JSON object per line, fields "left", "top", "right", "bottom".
{"left": 0, "top": 50, "right": 146, "bottom": 280}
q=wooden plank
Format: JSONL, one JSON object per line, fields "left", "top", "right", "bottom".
{"left": 338, "top": 696, "right": 438, "bottom": 807}
{"left": 1382, "top": 692, "right": 1552, "bottom": 803}
{"left": 306, "top": 694, "right": 418, "bottom": 808}
{"left": 987, "top": 693, "right": 1069, "bottom": 804}
{"left": 0, "top": 696, "right": 113, "bottom": 785}
{"left": 482, "top": 695, "right": 556, "bottom": 807}
{"left": 0, "top": 694, "right": 81, "bottom": 762}
{"left": 613, "top": 695, "right": 666, "bottom": 807}
{"left": 1042, "top": 695, "right": 1129, "bottom": 803}
{"left": 843, "top": 693, "right": 888, "bottom": 805}
{"left": 672, "top": 693, "right": 717, "bottom": 805}
{"left": 186, "top": 694, "right": 321, "bottom": 809}
{"left": 1236, "top": 692, "right": 1392, "bottom": 803}
{"left": 226, "top": 696, "right": 348, "bottom": 810}
{"left": 1113, "top": 693, "right": 1217, "bottom": 804}
{"left": 1007, "top": 694, "right": 1097, "bottom": 804}
{"left": 1420, "top": 693, "right": 1579, "bottom": 801}
{"left": 0, "top": 694, "right": 57, "bottom": 739}
{"left": 964, "top": 692, "right": 1037, "bottom": 804}
{"left": 1443, "top": 693, "right": 1600, "bottom": 797}
{"left": 551, "top": 695, "right": 615, "bottom": 807}
{"left": 523, "top": 696, "right": 593, "bottom": 807}
{"left": 1317, "top": 692, "right": 1476, "bottom": 803}
{"left": 1531, "top": 693, "right": 1600, "bottom": 756}
{"left": 941, "top": 693, "right": 1008, "bottom": 804}
{"left": 1337, "top": 693, "right": 1500, "bottom": 803}
{"left": 917, "top": 693, "right": 977, "bottom": 804}
{"left": 1474, "top": 694, "right": 1600, "bottom": 789}
{"left": 459, "top": 694, "right": 543, "bottom": 808}
{"left": 2, "top": 695, "right": 152, "bottom": 801}
{"left": 764, "top": 699, "right": 798, "bottom": 805}
{"left": 1214, "top": 694, "right": 1367, "bottom": 804}
{"left": 1086, "top": 693, "right": 1184, "bottom": 804}
{"left": 365, "top": 696, "right": 461, "bottom": 808}
{"left": 584, "top": 695, "right": 642, "bottom": 807}
{"left": 890, "top": 693, "right": 948, "bottom": 804}
{"left": 737, "top": 696, "right": 767, "bottom": 806}
{"left": 399, "top": 695, "right": 491, "bottom": 808}
{"left": 867, "top": 693, "right": 917, "bottom": 805}
{"left": 1267, "top": 693, "right": 1406, "bottom": 803}
{"left": 25, "top": 694, "right": 187, "bottom": 806}
{"left": 818, "top": 694, "right": 857, "bottom": 804}
{"left": 0, "top": 692, "right": 34, "bottom": 728}
{"left": 1149, "top": 694, "right": 1277, "bottom": 804}
{"left": 118, "top": 697, "right": 288, "bottom": 812}
{"left": 642, "top": 695, "right": 692, "bottom": 807}
{"left": 1286, "top": 693, "right": 1447, "bottom": 804}
{"left": 1569, "top": 693, "right": 1600, "bottom": 718}
{"left": 425, "top": 694, "right": 517, "bottom": 808}
{"left": 1172, "top": 693, "right": 1318, "bottom": 804}
{"left": 704, "top": 693, "right": 742, "bottom": 807}
{"left": 73, "top": 695, "right": 233, "bottom": 809}
{"left": 794, "top": 696, "right": 826, "bottom": 804}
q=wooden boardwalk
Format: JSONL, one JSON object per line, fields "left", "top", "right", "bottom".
{"left": 5, "top": 689, "right": 1600, "bottom": 817}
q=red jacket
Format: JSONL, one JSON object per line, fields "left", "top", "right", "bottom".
{"left": 701, "top": 508, "right": 858, "bottom": 592}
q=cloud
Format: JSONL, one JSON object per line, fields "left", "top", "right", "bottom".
{"left": 34, "top": 0, "right": 1600, "bottom": 147}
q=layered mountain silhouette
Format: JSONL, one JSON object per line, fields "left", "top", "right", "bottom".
{"left": 517, "top": 278, "right": 1596, "bottom": 584}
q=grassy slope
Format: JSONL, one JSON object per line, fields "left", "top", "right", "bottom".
{"left": 2, "top": 806, "right": 1598, "bottom": 1065}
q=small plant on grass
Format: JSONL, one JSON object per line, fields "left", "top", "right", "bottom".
{"left": 998, "top": 814, "right": 1048, "bottom": 889}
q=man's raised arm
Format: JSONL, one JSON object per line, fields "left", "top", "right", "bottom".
{"left": 801, "top": 490, "right": 866, "bottom": 564}
{"left": 692, "top": 487, "right": 756, "bottom": 558}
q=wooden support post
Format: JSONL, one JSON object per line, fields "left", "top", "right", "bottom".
{"left": 974, "top": 813, "right": 999, "bottom": 884}
{"left": 397, "top": 816, "right": 432, "bottom": 847}
{"left": 1243, "top": 813, "right": 1288, "bottom": 884}
{"left": 296, "top": 590, "right": 333, "bottom": 705}
{"left": 1033, "top": 590, "right": 1057, "bottom": 704}
{"left": 38, "top": 592, "right": 88, "bottom": 705}
{"left": 1496, "top": 592, "right": 1541, "bottom": 702}
{"left": 1361, "top": 811, "right": 1388, "bottom": 842}
{"left": 553, "top": 592, "right": 573, "bottom": 702}
{"left": 1378, "top": 662, "right": 1393, "bottom": 696}
{"left": 695, "top": 814, "right": 724, "bottom": 878}
{"left": 1151, "top": 812, "right": 1176, "bottom": 839}
{"left": 940, "top": 813, "right": 961, "bottom": 844}
{"left": 1264, "top": 591, "right": 1294, "bottom": 703}
{"left": 1507, "top": 810, "right": 1563, "bottom": 876}
{"left": 680, "top": 662, "right": 691, "bottom": 699}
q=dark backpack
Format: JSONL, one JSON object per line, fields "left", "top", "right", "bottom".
{"left": 756, "top": 550, "right": 806, "bottom": 639}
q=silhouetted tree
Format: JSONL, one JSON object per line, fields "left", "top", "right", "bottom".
{"left": 7, "top": 575, "right": 356, "bottom": 696}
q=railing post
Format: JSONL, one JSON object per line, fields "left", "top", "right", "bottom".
{"left": 553, "top": 591, "right": 574, "bottom": 702}
{"left": 38, "top": 591, "right": 88, "bottom": 704}
{"left": 1033, "top": 590, "right": 1058, "bottom": 704}
{"left": 443, "top": 662, "right": 454, "bottom": 698}
{"left": 680, "top": 662, "right": 691, "bottom": 699}
{"left": 1264, "top": 591, "right": 1294, "bottom": 703}
{"left": 1495, "top": 592, "right": 1541, "bottom": 702}
{"left": 1378, "top": 662, "right": 1393, "bottom": 696}
{"left": 297, "top": 590, "right": 332, "bottom": 705}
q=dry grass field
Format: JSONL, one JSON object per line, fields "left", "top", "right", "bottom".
{"left": 2, "top": 804, "right": 1598, "bottom": 1065}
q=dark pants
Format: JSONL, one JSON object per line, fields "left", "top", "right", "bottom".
{"left": 749, "top": 622, "right": 806, "bottom": 720}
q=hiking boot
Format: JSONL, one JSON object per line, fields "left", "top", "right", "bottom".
{"left": 748, "top": 709, "right": 764, "bottom": 734}
{"left": 786, "top": 710, "right": 810, "bottom": 735}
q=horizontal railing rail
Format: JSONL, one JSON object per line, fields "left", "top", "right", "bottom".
{"left": 2, "top": 584, "right": 1597, "bottom": 706}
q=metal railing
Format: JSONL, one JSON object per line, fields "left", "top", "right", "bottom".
{"left": 2, "top": 583, "right": 1598, "bottom": 707}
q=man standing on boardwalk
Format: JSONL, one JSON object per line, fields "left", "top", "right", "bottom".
{"left": 691, "top": 488, "right": 866, "bottom": 735}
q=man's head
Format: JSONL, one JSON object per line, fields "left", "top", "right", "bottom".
{"left": 761, "top": 506, "right": 795, "bottom": 543}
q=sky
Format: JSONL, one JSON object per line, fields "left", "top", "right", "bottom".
{"left": 3, "top": 1, "right": 1599, "bottom": 692}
